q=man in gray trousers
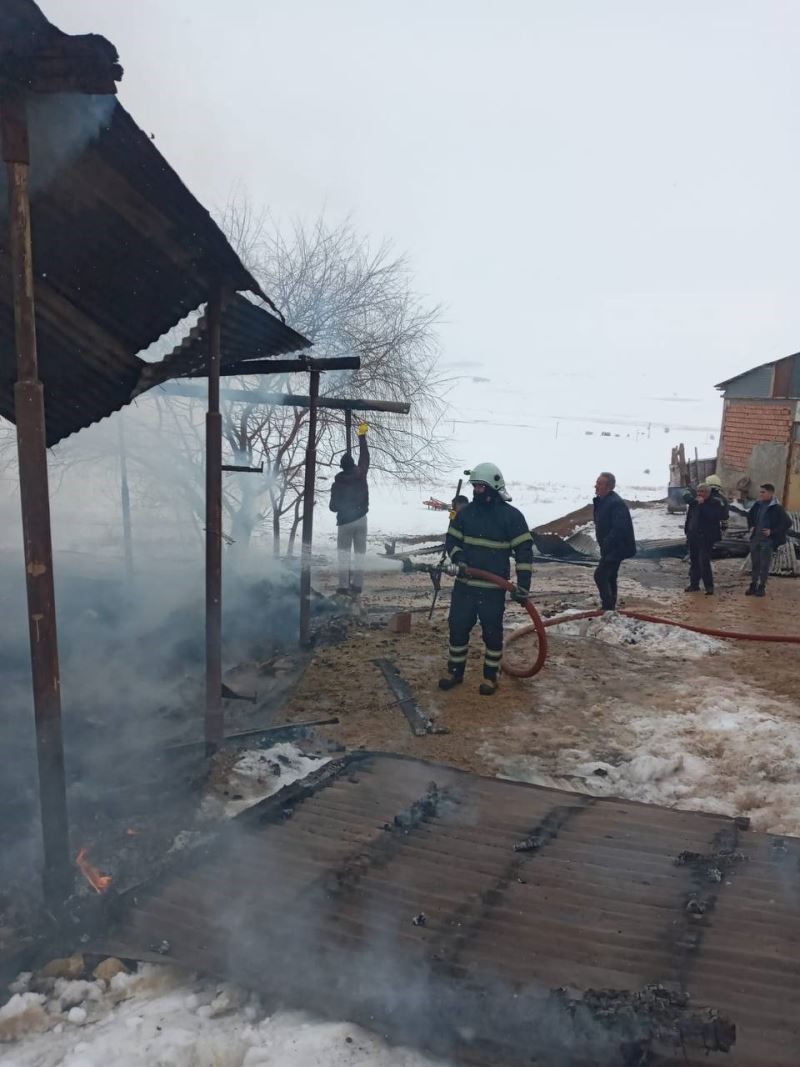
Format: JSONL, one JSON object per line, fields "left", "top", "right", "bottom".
{"left": 746, "top": 482, "right": 792, "bottom": 597}
{"left": 330, "top": 422, "right": 370, "bottom": 597}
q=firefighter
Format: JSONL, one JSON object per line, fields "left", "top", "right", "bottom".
{"left": 439, "top": 463, "right": 533, "bottom": 696}
{"left": 704, "top": 474, "right": 730, "bottom": 532}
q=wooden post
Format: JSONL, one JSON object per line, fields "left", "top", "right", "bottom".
{"left": 118, "top": 413, "right": 133, "bottom": 584}
{"left": 205, "top": 291, "right": 223, "bottom": 753}
{"left": 1, "top": 98, "right": 71, "bottom": 905}
{"left": 299, "top": 370, "right": 320, "bottom": 646}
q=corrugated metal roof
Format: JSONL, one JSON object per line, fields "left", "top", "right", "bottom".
{"left": 0, "top": 0, "right": 122, "bottom": 95}
{"left": 143, "top": 294, "right": 312, "bottom": 391}
{"left": 715, "top": 354, "right": 799, "bottom": 391}
{"left": 93, "top": 753, "right": 800, "bottom": 1066}
{"left": 1, "top": 2, "right": 305, "bottom": 445}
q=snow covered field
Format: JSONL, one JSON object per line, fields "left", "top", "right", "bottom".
{"left": 313, "top": 374, "right": 719, "bottom": 542}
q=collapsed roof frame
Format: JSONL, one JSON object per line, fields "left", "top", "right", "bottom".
{"left": 0, "top": 0, "right": 314, "bottom": 906}
{"left": 161, "top": 374, "right": 411, "bottom": 652}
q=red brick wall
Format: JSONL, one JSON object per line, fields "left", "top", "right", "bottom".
{"left": 720, "top": 401, "right": 793, "bottom": 467}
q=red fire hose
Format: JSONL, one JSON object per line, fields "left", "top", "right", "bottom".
{"left": 462, "top": 567, "right": 548, "bottom": 678}
{"left": 462, "top": 566, "right": 800, "bottom": 681}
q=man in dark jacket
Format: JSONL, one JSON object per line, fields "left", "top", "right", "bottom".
{"left": 746, "top": 483, "right": 792, "bottom": 597}
{"left": 329, "top": 423, "right": 370, "bottom": 597}
{"left": 684, "top": 484, "right": 724, "bottom": 595}
{"left": 592, "top": 472, "right": 636, "bottom": 611}
{"left": 440, "top": 462, "right": 533, "bottom": 696}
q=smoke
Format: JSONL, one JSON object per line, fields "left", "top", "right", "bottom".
{"left": 198, "top": 768, "right": 715, "bottom": 1067}
{"left": 0, "top": 94, "right": 116, "bottom": 209}
{"left": 0, "top": 396, "right": 334, "bottom": 923}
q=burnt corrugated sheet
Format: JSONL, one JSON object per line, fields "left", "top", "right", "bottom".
{"left": 0, "top": 0, "right": 121, "bottom": 95}
{"left": 145, "top": 294, "right": 312, "bottom": 389}
{"left": 94, "top": 754, "right": 800, "bottom": 1066}
{"left": 1, "top": 3, "right": 305, "bottom": 444}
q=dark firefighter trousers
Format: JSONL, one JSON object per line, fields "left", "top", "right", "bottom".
{"left": 446, "top": 581, "right": 505, "bottom": 680}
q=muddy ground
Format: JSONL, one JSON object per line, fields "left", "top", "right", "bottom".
{"left": 281, "top": 552, "right": 800, "bottom": 835}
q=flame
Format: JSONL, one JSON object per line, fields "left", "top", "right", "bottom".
{"left": 76, "top": 848, "right": 112, "bottom": 894}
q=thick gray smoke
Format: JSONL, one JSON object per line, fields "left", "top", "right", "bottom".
{"left": 0, "top": 93, "right": 116, "bottom": 208}
{"left": 0, "top": 398, "right": 322, "bottom": 922}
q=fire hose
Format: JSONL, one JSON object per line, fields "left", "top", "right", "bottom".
{"left": 450, "top": 565, "right": 800, "bottom": 680}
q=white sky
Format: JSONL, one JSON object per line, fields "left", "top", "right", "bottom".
{"left": 42, "top": 0, "right": 800, "bottom": 506}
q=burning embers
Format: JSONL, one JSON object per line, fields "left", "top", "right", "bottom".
{"left": 76, "top": 847, "right": 111, "bottom": 894}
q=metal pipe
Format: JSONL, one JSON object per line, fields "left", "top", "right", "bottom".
{"left": 345, "top": 409, "right": 352, "bottom": 455}
{"left": 299, "top": 370, "right": 320, "bottom": 646}
{"left": 215, "top": 355, "right": 360, "bottom": 377}
{"left": 205, "top": 289, "right": 223, "bottom": 754}
{"left": 1, "top": 98, "right": 71, "bottom": 905}
{"left": 221, "top": 463, "right": 264, "bottom": 474}
{"left": 162, "top": 382, "right": 410, "bottom": 415}
{"left": 118, "top": 412, "right": 133, "bottom": 584}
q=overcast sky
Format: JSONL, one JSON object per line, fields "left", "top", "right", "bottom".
{"left": 48, "top": 1, "right": 800, "bottom": 434}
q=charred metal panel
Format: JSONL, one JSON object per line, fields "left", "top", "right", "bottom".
{"left": 92, "top": 754, "right": 800, "bottom": 1066}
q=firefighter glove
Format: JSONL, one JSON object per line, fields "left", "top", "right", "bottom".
{"left": 512, "top": 587, "right": 531, "bottom": 605}
{"left": 357, "top": 421, "right": 369, "bottom": 436}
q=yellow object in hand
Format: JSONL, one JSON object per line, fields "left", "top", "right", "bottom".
{"left": 357, "top": 421, "right": 369, "bottom": 436}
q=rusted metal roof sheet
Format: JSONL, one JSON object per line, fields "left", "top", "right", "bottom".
{"left": 1, "top": 2, "right": 306, "bottom": 444}
{"left": 93, "top": 753, "right": 800, "bottom": 1066}
{"left": 144, "top": 294, "right": 312, "bottom": 390}
{"left": 0, "top": 0, "right": 121, "bottom": 95}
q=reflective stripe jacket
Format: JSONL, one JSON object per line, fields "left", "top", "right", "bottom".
{"left": 445, "top": 499, "right": 533, "bottom": 591}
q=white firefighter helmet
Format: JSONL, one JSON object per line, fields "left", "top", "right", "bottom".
{"left": 705, "top": 474, "right": 722, "bottom": 488}
{"left": 465, "top": 462, "right": 511, "bottom": 500}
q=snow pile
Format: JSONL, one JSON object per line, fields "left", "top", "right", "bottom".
{"left": 0, "top": 964, "right": 449, "bottom": 1067}
{"left": 0, "top": 992, "right": 48, "bottom": 1043}
{"left": 204, "top": 743, "right": 330, "bottom": 818}
{"left": 555, "top": 611, "right": 724, "bottom": 658}
{"left": 496, "top": 685, "right": 800, "bottom": 835}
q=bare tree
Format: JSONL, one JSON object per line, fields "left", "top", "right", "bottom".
{"left": 0, "top": 207, "right": 450, "bottom": 560}
{"left": 209, "top": 202, "right": 451, "bottom": 555}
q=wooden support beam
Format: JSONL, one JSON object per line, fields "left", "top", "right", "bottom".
{"left": 162, "top": 382, "right": 410, "bottom": 415}
{"left": 215, "top": 356, "right": 360, "bottom": 377}
{"left": 2, "top": 97, "right": 71, "bottom": 906}
{"left": 299, "top": 370, "right": 320, "bottom": 646}
{"left": 205, "top": 289, "right": 223, "bottom": 754}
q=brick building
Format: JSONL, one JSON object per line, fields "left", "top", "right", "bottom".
{"left": 716, "top": 353, "right": 800, "bottom": 508}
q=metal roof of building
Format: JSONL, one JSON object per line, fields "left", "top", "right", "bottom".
{"left": 715, "top": 352, "right": 800, "bottom": 390}
{"left": 1, "top": 1, "right": 307, "bottom": 445}
{"left": 93, "top": 753, "right": 800, "bottom": 1066}
{"left": 0, "top": 0, "right": 121, "bottom": 95}
{"left": 142, "top": 294, "right": 312, "bottom": 392}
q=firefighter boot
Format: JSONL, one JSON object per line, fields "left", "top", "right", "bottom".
{"left": 479, "top": 677, "right": 498, "bottom": 696}
{"left": 438, "top": 669, "right": 464, "bottom": 691}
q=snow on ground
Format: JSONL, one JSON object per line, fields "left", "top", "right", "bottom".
{"left": 554, "top": 612, "right": 725, "bottom": 658}
{"left": 493, "top": 681, "right": 800, "bottom": 836}
{"left": 203, "top": 743, "right": 330, "bottom": 819}
{"left": 630, "top": 505, "right": 687, "bottom": 541}
{"left": 0, "top": 964, "right": 449, "bottom": 1067}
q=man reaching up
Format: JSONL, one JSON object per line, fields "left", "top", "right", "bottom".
{"left": 330, "top": 422, "right": 370, "bottom": 597}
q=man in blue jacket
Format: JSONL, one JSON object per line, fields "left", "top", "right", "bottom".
{"left": 746, "top": 483, "right": 792, "bottom": 597}
{"left": 684, "top": 483, "right": 725, "bottom": 595}
{"left": 592, "top": 472, "right": 636, "bottom": 611}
